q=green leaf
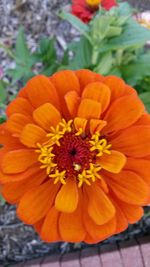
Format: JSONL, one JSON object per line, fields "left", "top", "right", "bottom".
{"left": 40, "top": 63, "right": 59, "bottom": 76}
{"left": 0, "top": 80, "right": 7, "bottom": 103}
{"left": 91, "top": 15, "right": 112, "bottom": 42}
{"left": 121, "top": 53, "right": 150, "bottom": 86}
{"left": 99, "top": 19, "right": 150, "bottom": 52}
{"left": 94, "top": 52, "right": 113, "bottom": 75}
{"left": 69, "top": 37, "right": 92, "bottom": 69}
{"left": 59, "top": 11, "right": 91, "bottom": 42}
{"left": 38, "top": 38, "right": 57, "bottom": 64}
{"left": 15, "top": 27, "right": 31, "bottom": 64}
{"left": 139, "top": 92, "right": 150, "bottom": 113}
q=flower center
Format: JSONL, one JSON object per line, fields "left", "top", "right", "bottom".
{"left": 36, "top": 119, "right": 111, "bottom": 187}
{"left": 86, "top": 0, "right": 101, "bottom": 9}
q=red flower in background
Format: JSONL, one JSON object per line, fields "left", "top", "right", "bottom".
{"left": 71, "top": 0, "right": 117, "bottom": 23}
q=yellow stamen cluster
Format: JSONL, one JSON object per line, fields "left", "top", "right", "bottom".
{"left": 36, "top": 143, "right": 56, "bottom": 174}
{"left": 78, "top": 163, "right": 102, "bottom": 187}
{"left": 90, "top": 132, "right": 112, "bottom": 156}
{"left": 47, "top": 119, "right": 73, "bottom": 146}
{"left": 49, "top": 169, "right": 66, "bottom": 185}
{"left": 86, "top": 0, "right": 101, "bottom": 8}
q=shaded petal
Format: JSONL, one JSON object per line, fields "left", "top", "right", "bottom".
{"left": 89, "top": 119, "right": 107, "bottom": 135}
{"left": 18, "top": 86, "right": 28, "bottom": 98}
{"left": 20, "top": 123, "right": 47, "bottom": 148}
{"left": 85, "top": 183, "right": 115, "bottom": 225}
{"left": 105, "top": 170, "right": 149, "bottom": 205}
{"left": 97, "top": 150, "right": 126, "bottom": 173}
{"left": 77, "top": 99, "right": 101, "bottom": 119}
{"left": 111, "top": 126, "right": 150, "bottom": 158}
{"left": 6, "top": 97, "right": 34, "bottom": 117}
{"left": 110, "top": 198, "right": 128, "bottom": 234}
{"left": 84, "top": 211, "right": 116, "bottom": 242}
{"left": 0, "top": 124, "right": 22, "bottom": 148}
{"left": 74, "top": 117, "right": 87, "bottom": 132}
{"left": 75, "top": 69, "right": 104, "bottom": 91}
{"left": 17, "top": 181, "right": 60, "bottom": 224}
{"left": 125, "top": 158, "right": 150, "bottom": 186}
{"left": 51, "top": 70, "right": 80, "bottom": 97}
{"left": 103, "top": 76, "right": 126, "bottom": 102}
{"left": 40, "top": 206, "right": 61, "bottom": 242}
{"left": 0, "top": 163, "right": 41, "bottom": 184}
{"left": 133, "top": 114, "right": 150, "bottom": 126}
{"left": 55, "top": 178, "right": 79, "bottom": 213}
{"left": 25, "top": 75, "right": 60, "bottom": 109}
{"left": 64, "top": 90, "right": 80, "bottom": 117}
{"left": 118, "top": 201, "right": 144, "bottom": 224}
{"left": 2, "top": 168, "right": 46, "bottom": 203}
{"left": 82, "top": 82, "right": 110, "bottom": 112}
{"left": 6, "top": 113, "right": 33, "bottom": 136}
{"left": 33, "top": 103, "right": 61, "bottom": 131}
{"left": 1, "top": 149, "right": 38, "bottom": 174}
{"left": 51, "top": 70, "right": 80, "bottom": 118}
{"left": 59, "top": 204, "right": 86, "bottom": 242}
{"left": 103, "top": 95, "right": 144, "bottom": 133}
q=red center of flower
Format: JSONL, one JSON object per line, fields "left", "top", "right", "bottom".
{"left": 53, "top": 133, "right": 92, "bottom": 176}
{"left": 36, "top": 119, "right": 112, "bottom": 186}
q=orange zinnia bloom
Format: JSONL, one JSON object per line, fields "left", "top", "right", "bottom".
{"left": 0, "top": 69, "right": 150, "bottom": 244}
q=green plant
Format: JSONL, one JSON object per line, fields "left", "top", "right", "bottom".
{"left": 60, "top": 2, "right": 150, "bottom": 110}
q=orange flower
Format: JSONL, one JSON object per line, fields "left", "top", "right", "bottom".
{"left": 0, "top": 69, "right": 150, "bottom": 244}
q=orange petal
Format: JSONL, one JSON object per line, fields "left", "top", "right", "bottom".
{"left": 55, "top": 178, "right": 79, "bottom": 213}
{"left": 18, "top": 86, "right": 28, "bottom": 98}
{"left": 33, "top": 103, "right": 61, "bottom": 131}
{"left": 118, "top": 201, "right": 144, "bottom": 224}
{"left": 111, "top": 126, "right": 150, "bottom": 158}
{"left": 105, "top": 170, "right": 149, "bottom": 205}
{"left": 64, "top": 91, "right": 80, "bottom": 117}
{"left": 77, "top": 99, "right": 101, "bottom": 120}
{"left": 0, "top": 162, "right": 42, "bottom": 184}
{"left": 110, "top": 198, "right": 128, "bottom": 234}
{"left": 20, "top": 123, "right": 47, "bottom": 148}
{"left": 103, "top": 76, "right": 126, "bottom": 102}
{"left": 17, "top": 181, "right": 60, "bottom": 224}
{"left": 73, "top": 117, "right": 88, "bottom": 132}
{"left": 51, "top": 70, "right": 80, "bottom": 98}
{"left": 97, "top": 150, "right": 126, "bottom": 173}
{"left": 6, "top": 113, "right": 32, "bottom": 136}
{"left": 59, "top": 204, "right": 86, "bottom": 242}
{"left": 125, "top": 158, "right": 150, "bottom": 186}
{"left": 84, "top": 211, "right": 116, "bottom": 242}
{"left": 103, "top": 95, "right": 144, "bottom": 133}
{"left": 25, "top": 75, "right": 60, "bottom": 109}
{"left": 82, "top": 82, "right": 110, "bottom": 113}
{"left": 2, "top": 169, "right": 46, "bottom": 203}
{"left": 34, "top": 218, "right": 44, "bottom": 234}
{"left": 133, "top": 114, "right": 150, "bottom": 126}
{"left": 1, "top": 149, "right": 38, "bottom": 174}
{"left": 89, "top": 119, "right": 107, "bottom": 135}
{"left": 85, "top": 183, "right": 115, "bottom": 225}
{"left": 75, "top": 69, "right": 104, "bottom": 91}
{"left": 40, "top": 206, "right": 61, "bottom": 242}
{"left": 6, "top": 97, "right": 33, "bottom": 117}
